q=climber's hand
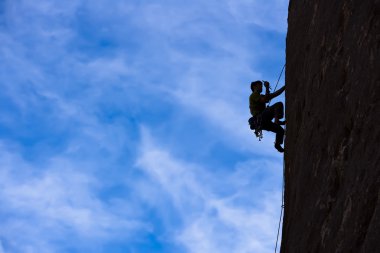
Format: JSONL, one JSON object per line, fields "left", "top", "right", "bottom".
{"left": 263, "top": 81, "right": 270, "bottom": 88}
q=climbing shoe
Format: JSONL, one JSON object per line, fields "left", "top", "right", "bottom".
{"left": 275, "top": 143, "right": 284, "bottom": 153}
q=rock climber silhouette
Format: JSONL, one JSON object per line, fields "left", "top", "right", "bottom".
{"left": 249, "top": 80, "right": 286, "bottom": 152}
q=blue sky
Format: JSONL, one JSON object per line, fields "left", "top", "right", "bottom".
{"left": 0, "top": 0, "right": 288, "bottom": 252}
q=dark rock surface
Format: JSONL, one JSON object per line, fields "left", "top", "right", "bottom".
{"left": 281, "top": 0, "right": 380, "bottom": 252}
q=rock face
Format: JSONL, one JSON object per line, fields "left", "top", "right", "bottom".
{"left": 281, "top": 1, "right": 380, "bottom": 252}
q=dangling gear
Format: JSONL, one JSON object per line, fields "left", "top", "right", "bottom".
{"left": 248, "top": 115, "right": 264, "bottom": 141}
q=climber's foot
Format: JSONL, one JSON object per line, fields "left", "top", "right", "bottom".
{"left": 275, "top": 143, "right": 284, "bottom": 153}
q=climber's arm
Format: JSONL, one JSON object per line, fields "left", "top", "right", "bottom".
{"left": 267, "top": 85, "right": 285, "bottom": 100}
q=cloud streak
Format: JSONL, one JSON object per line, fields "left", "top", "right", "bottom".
{"left": 0, "top": 143, "right": 149, "bottom": 253}
{"left": 136, "top": 128, "right": 283, "bottom": 253}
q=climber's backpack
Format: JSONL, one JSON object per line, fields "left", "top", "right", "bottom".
{"left": 248, "top": 115, "right": 263, "bottom": 140}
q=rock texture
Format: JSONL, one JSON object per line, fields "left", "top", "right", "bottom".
{"left": 282, "top": 0, "right": 380, "bottom": 252}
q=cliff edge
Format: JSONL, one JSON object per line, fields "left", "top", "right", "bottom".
{"left": 281, "top": 1, "right": 380, "bottom": 252}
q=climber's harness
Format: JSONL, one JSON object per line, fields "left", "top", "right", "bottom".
{"left": 248, "top": 114, "right": 263, "bottom": 141}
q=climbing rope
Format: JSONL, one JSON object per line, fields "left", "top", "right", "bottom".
{"left": 273, "top": 64, "right": 286, "bottom": 252}
{"left": 268, "top": 64, "right": 286, "bottom": 106}
{"left": 258, "top": 64, "right": 284, "bottom": 252}
{"left": 274, "top": 156, "right": 285, "bottom": 253}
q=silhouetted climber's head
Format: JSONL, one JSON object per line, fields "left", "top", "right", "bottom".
{"left": 251, "top": 80, "right": 263, "bottom": 92}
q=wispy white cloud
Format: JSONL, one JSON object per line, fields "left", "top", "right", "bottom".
{"left": 0, "top": 143, "right": 149, "bottom": 252}
{"left": 227, "top": 0, "right": 289, "bottom": 33}
{"left": 136, "top": 127, "right": 283, "bottom": 253}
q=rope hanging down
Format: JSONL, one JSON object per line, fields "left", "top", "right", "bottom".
{"left": 273, "top": 64, "right": 286, "bottom": 252}
{"left": 274, "top": 157, "right": 285, "bottom": 253}
{"left": 268, "top": 64, "right": 286, "bottom": 106}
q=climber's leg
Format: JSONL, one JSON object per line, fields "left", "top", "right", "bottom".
{"left": 272, "top": 102, "right": 284, "bottom": 119}
{"left": 270, "top": 102, "right": 284, "bottom": 124}
{"left": 262, "top": 121, "right": 285, "bottom": 152}
{"left": 262, "top": 102, "right": 285, "bottom": 124}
